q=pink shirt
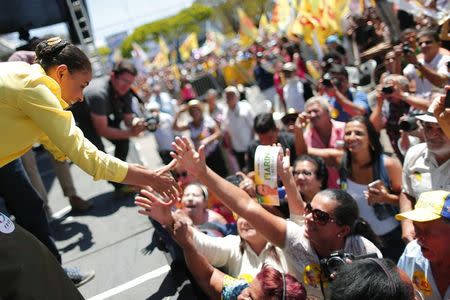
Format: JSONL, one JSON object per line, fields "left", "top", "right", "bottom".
{"left": 304, "top": 119, "right": 346, "bottom": 189}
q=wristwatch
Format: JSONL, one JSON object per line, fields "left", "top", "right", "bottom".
{"left": 414, "top": 62, "right": 423, "bottom": 69}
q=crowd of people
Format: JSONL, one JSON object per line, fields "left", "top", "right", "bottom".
{"left": 1, "top": 1, "right": 450, "bottom": 300}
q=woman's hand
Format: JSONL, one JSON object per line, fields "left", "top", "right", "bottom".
{"left": 153, "top": 160, "right": 181, "bottom": 202}
{"left": 171, "top": 217, "right": 193, "bottom": 248}
{"left": 135, "top": 188, "right": 174, "bottom": 226}
{"left": 276, "top": 146, "right": 292, "bottom": 181}
{"left": 364, "top": 180, "right": 389, "bottom": 205}
{"left": 236, "top": 171, "right": 256, "bottom": 198}
{"left": 171, "top": 136, "right": 207, "bottom": 178}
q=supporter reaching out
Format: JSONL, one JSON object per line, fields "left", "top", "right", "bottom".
{"left": 170, "top": 136, "right": 382, "bottom": 299}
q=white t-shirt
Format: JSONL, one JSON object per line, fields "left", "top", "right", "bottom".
{"left": 192, "top": 230, "right": 288, "bottom": 280}
{"left": 403, "top": 53, "right": 450, "bottom": 98}
{"left": 283, "top": 77, "right": 305, "bottom": 112}
{"left": 283, "top": 217, "right": 382, "bottom": 300}
{"left": 222, "top": 101, "right": 255, "bottom": 152}
{"left": 402, "top": 143, "right": 450, "bottom": 199}
{"left": 153, "top": 112, "right": 175, "bottom": 151}
{"left": 398, "top": 240, "right": 450, "bottom": 300}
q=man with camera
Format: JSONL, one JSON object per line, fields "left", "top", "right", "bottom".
{"left": 294, "top": 96, "right": 346, "bottom": 189}
{"left": 396, "top": 190, "right": 450, "bottom": 300}
{"left": 71, "top": 60, "right": 146, "bottom": 194}
{"left": 370, "top": 74, "right": 430, "bottom": 161}
{"left": 403, "top": 29, "right": 450, "bottom": 98}
{"left": 322, "top": 64, "right": 370, "bottom": 123}
{"left": 399, "top": 109, "right": 450, "bottom": 244}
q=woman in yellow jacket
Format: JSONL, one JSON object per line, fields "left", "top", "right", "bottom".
{"left": 0, "top": 37, "right": 179, "bottom": 263}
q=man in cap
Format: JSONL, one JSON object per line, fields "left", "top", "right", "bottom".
{"left": 399, "top": 108, "right": 450, "bottom": 243}
{"left": 396, "top": 190, "right": 450, "bottom": 300}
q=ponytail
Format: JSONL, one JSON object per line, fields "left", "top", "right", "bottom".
{"left": 352, "top": 217, "right": 383, "bottom": 249}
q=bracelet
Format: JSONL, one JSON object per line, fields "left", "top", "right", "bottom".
{"left": 414, "top": 62, "right": 423, "bottom": 69}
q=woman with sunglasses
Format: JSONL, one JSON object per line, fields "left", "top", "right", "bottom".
{"left": 168, "top": 136, "right": 382, "bottom": 300}
{"left": 296, "top": 115, "right": 404, "bottom": 262}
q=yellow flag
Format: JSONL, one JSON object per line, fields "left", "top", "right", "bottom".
{"left": 237, "top": 7, "right": 258, "bottom": 45}
{"left": 277, "top": 0, "right": 292, "bottom": 32}
{"left": 152, "top": 37, "right": 169, "bottom": 68}
{"left": 259, "top": 14, "right": 269, "bottom": 35}
{"left": 179, "top": 32, "right": 198, "bottom": 62}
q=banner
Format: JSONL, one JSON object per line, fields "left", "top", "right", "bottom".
{"left": 179, "top": 32, "right": 199, "bottom": 62}
{"left": 237, "top": 7, "right": 259, "bottom": 47}
{"left": 254, "top": 146, "right": 281, "bottom": 206}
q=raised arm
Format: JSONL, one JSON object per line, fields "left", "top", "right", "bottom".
{"left": 294, "top": 113, "right": 343, "bottom": 168}
{"left": 171, "top": 137, "right": 287, "bottom": 248}
{"left": 171, "top": 219, "right": 224, "bottom": 300}
{"left": 277, "top": 147, "right": 306, "bottom": 216}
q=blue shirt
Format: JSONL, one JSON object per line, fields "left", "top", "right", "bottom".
{"left": 327, "top": 89, "right": 370, "bottom": 122}
{"left": 398, "top": 240, "right": 450, "bottom": 300}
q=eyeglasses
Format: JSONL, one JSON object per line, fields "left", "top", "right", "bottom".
{"left": 419, "top": 40, "right": 434, "bottom": 47}
{"left": 293, "top": 170, "right": 314, "bottom": 177}
{"left": 305, "top": 203, "right": 336, "bottom": 225}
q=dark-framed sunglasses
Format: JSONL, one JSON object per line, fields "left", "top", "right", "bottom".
{"left": 305, "top": 203, "right": 336, "bottom": 225}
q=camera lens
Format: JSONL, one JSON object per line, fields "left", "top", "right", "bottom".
{"left": 145, "top": 115, "right": 160, "bottom": 132}
{"left": 399, "top": 117, "right": 418, "bottom": 132}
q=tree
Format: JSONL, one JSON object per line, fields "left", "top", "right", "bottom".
{"left": 121, "top": 3, "right": 212, "bottom": 57}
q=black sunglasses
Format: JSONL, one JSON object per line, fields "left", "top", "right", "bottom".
{"left": 305, "top": 203, "right": 336, "bottom": 225}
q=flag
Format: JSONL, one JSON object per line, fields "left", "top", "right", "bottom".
{"left": 259, "top": 14, "right": 269, "bottom": 36}
{"left": 237, "top": 7, "right": 258, "bottom": 47}
{"left": 131, "top": 42, "right": 149, "bottom": 74}
{"left": 179, "top": 32, "right": 199, "bottom": 62}
{"left": 275, "top": 0, "right": 292, "bottom": 32}
{"left": 152, "top": 37, "right": 169, "bottom": 68}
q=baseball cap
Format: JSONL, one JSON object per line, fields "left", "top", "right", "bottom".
{"left": 326, "top": 35, "right": 341, "bottom": 45}
{"left": 395, "top": 190, "right": 450, "bottom": 222}
{"left": 415, "top": 111, "right": 438, "bottom": 123}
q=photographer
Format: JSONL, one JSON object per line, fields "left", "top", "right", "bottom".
{"left": 402, "top": 29, "right": 450, "bottom": 98}
{"left": 322, "top": 64, "right": 370, "bottom": 123}
{"left": 71, "top": 60, "right": 147, "bottom": 194}
{"left": 370, "top": 75, "right": 429, "bottom": 161}
{"left": 171, "top": 137, "right": 382, "bottom": 299}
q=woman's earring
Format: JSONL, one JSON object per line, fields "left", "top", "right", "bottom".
{"left": 337, "top": 234, "right": 342, "bottom": 238}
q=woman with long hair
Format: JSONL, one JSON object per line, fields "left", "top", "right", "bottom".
{"left": 296, "top": 115, "right": 404, "bottom": 261}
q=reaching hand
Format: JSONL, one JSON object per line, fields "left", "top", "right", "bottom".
{"left": 152, "top": 160, "right": 181, "bottom": 202}
{"left": 135, "top": 188, "right": 174, "bottom": 226}
{"left": 171, "top": 217, "right": 193, "bottom": 248}
{"left": 171, "top": 136, "right": 207, "bottom": 178}
{"left": 276, "top": 146, "right": 292, "bottom": 180}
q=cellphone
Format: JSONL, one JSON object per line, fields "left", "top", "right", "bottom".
{"left": 445, "top": 89, "right": 450, "bottom": 108}
{"left": 323, "top": 78, "right": 333, "bottom": 88}
{"left": 368, "top": 180, "right": 383, "bottom": 189}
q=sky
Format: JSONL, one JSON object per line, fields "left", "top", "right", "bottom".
{"left": 6, "top": 0, "right": 194, "bottom": 47}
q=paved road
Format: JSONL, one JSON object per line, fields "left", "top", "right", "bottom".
{"left": 38, "top": 133, "right": 197, "bottom": 299}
